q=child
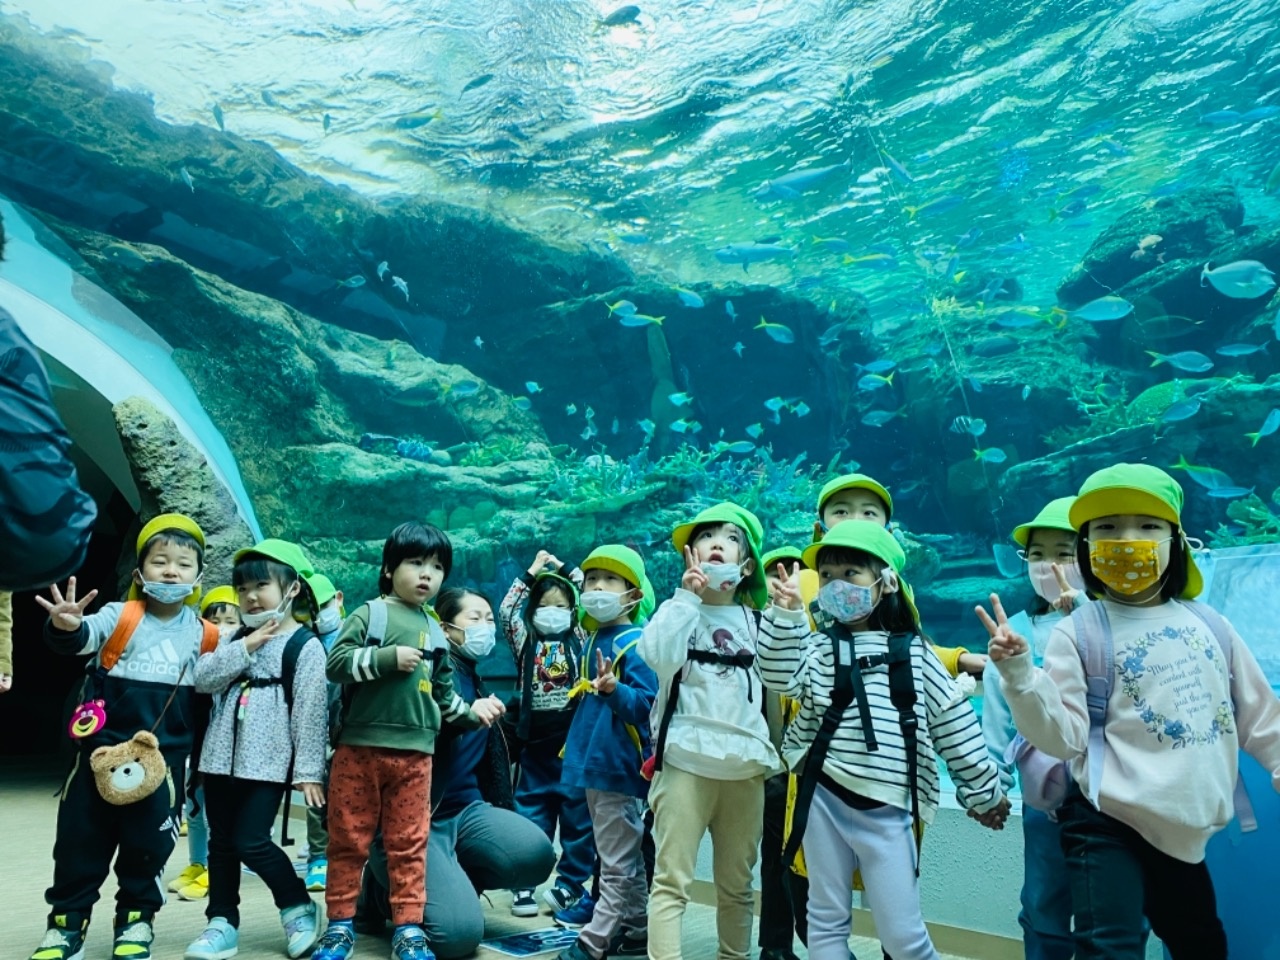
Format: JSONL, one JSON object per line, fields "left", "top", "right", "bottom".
{"left": 640, "top": 503, "right": 783, "bottom": 960}
{"left": 185, "top": 540, "right": 328, "bottom": 960}
{"left": 979, "top": 497, "right": 1083, "bottom": 960}
{"left": 757, "top": 546, "right": 811, "bottom": 960}
{"left": 817, "top": 473, "right": 985, "bottom": 677}
{"left": 761, "top": 520, "right": 1006, "bottom": 960}
{"left": 981, "top": 464, "right": 1280, "bottom": 959}
{"left": 315, "top": 522, "right": 502, "bottom": 960}
{"left": 300, "top": 571, "right": 345, "bottom": 893}
{"left": 498, "top": 550, "right": 595, "bottom": 918}
{"left": 556, "top": 545, "right": 657, "bottom": 960}
{"left": 32, "top": 514, "right": 218, "bottom": 960}
{"left": 170, "top": 586, "right": 243, "bottom": 904}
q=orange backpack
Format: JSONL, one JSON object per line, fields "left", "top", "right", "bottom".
{"left": 99, "top": 599, "right": 220, "bottom": 672}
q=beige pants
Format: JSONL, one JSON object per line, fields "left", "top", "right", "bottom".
{"left": 647, "top": 765, "right": 765, "bottom": 960}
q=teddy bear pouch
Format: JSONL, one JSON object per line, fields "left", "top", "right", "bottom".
{"left": 89, "top": 730, "right": 169, "bottom": 805}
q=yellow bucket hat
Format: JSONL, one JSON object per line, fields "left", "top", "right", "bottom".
{"left": 130, "top": 513, "right": 207, "bottom": 605}
{"left": 199, "top": 585, "right": 238, "bottom": 614}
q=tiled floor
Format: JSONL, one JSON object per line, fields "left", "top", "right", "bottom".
{"left": 2, "top": 758, "right": 978, "bottom": 960}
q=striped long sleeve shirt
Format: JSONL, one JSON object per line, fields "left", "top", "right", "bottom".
{"left": 758, "top": 605, "right": 1003, "bottom": 822}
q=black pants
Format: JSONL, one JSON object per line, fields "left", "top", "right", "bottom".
{"left": 203, "top": 774, "right": 309, "bottom": 927}
{"left": 45, "top": 751, "right": 183, "bottom": 930}
{"left": 760, "top": 774, "right": 809, "bottom": 952}
{"left": 1058, "top": 790, "right": 1227, "bottom": 960}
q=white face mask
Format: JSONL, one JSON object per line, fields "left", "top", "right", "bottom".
{"left": 532, "top": 606, "right": 573, "bottom": 635}
{"left": 456, "top": 623, "right": 497, "bottom": 659}
{"left": 241, "top": 583, "right": 297, "bottom": 629}
{"left": 700, "top": 561, "right": 744, "bottom": 593}
{"left": 581, "top": 590, "right": 633, "bottom": 623}
{"left": 315, "top": 606, "right": 342, "bottom": 635}
{"left": 217, "top": 624, "right": 239, "bottom": 642}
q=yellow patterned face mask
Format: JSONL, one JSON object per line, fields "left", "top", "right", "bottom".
{"left": 1087, "top": 538, "right": 1169, "bottom": 596}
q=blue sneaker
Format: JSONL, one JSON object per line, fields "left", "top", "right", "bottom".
{"left": 281, "top": 902, "right": 321, "bottom": 959}
{"left": 305, "top": 859, "right": 328, "bottom": 892}
{"left": 552, "top": 892, "right": 596, "bottom": 930}
{"left": 183, "top": 919, "right": 238, "bottom": 960}
{"left": 391, "top": 925, "right": 434, "bottom": 960}
{"left": 311, "top": 922, "right": 355, "bottom": 960}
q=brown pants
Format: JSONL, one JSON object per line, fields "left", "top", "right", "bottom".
{"left": 326, "top": 744, "right": 432, "bottom": 926}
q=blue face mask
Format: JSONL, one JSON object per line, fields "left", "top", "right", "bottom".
{"left": 817, "top": 579, "right": 879, "bottom": 624}
{"left": 141, "top": 579, "right": 197, "bottom": 604}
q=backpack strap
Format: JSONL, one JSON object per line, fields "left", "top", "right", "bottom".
{"left": 367, "top": 597, "right": 389, "bottom": 646}
{"left": 98, "top": 600, "right": 147, "bottom": 673}
{"left": 650, "top": 636, "right": 756, "bottom": 773}
{"left": 1178, "top": 600, "right": 1258, "bottom": 833}
{"left": 609, "top": 627, "right": 647, "bottom": 757}
{"left": 198, "top": 618, "right": 220, "bottom": 656}
{"left": 1070, "top": 600, "right": 1113, "bottom": 810}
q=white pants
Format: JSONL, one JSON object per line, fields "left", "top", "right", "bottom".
{"left": 802, "top": 784, "right": 938, "bottom": 960}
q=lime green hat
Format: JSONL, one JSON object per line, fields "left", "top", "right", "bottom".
{"left": 1012, "top": 497, "right": 1078, "bottom": 547}
{"left": 581, "top": 544, "right": 655, "bottom": 625}
{"left": 129, "top": 513, "right": 208, "bottom": 606}
{"left": 761, "top": 546, "right": 806, "bottom": 573}
{"left": 817, "top": 473, "right": 893, "bottom": 521}
{"left": 803, "top": 521, "right": 919, "bottom": 627}
{"left": 1069, "top": 463, "right": 1201, "bottom": 599}
{"left": 672, "top": 502, "right": 767, "bottom": 609}
{"left": 533, "top": 570, "right": 580, "bottom": 602}
{"left": 305, "top": 573, "right": 340, "bottom": 607}
{"left": 233, "top": 539, "right": 315, "bottom": 580}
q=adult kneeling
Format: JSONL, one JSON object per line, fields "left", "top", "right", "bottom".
{"left": 360, "top": 588, "right": 556, "bottom": 958}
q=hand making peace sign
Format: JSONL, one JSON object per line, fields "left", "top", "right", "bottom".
{"left": 772, "top": 562, "right": 804, "bottom": 611}
{"left": 593, "top": 648, "right": 618, "bottom": 695}
{"left": 974, "top": 593, "right": 1029, "bottom": 662}
{"left": 35, "top": 577, "right": 100, "bottom": 632}
{"left": 681, "top": 545, "right": 709, "bottom": 597}
{"left": 1049, "top": 563, "right": 1082, "bottom": 614}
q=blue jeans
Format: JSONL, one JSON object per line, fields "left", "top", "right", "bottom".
{"left": 514, "top": 741, "right": 595, "bottom": 892}
{"left": 1020, "top": 807, "right": 1073, "bottom": 960}
{"left": 186, "top": 784, "right": 208, "bottom": 867}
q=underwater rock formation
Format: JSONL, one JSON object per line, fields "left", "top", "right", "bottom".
{"left": 113, "top": 396, "right": 255, "bottom": 591}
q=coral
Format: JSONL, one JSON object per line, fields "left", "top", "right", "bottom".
{"left": 1206, "top": 488, "right": 1280, "bottom": 547}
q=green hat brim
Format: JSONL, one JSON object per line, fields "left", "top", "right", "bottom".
{"left": 233, "top": 539, "right": 316, "bottom": 579}
{"left": 761, "top": 547, "right": 806, "bottom": 572}
{"left": 817, "top": 474, "right": 893, "bottom": 520}
{"left": 1012, "top": 497, "right": 1079, "bottom": 547}
{"left": 671, "top": 502, "right": 767, "bottom": 610}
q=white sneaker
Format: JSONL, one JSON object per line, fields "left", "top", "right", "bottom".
{"left": 183, "top": 919, "right": 239, "bottom": 960}
{"left": 281, "top": 901, "right": 322, "bottom": 959}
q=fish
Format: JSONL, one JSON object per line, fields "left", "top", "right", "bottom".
{"left": 1169, "top": 454, "right": 1235, "bottom": 490}
{"left": 956, "top": 227, "right": 983, "bottom": 248}
{"left": 1049, "top": 198, "right": 1088, "bottom": 222}
{"left": 585, "top": 406, "right": 595, "bottom": 419}
{"left": 793, "top": 402, "right": 811, "bottom": 418}
{"left": 1147, "top": 350, "right": 1213, "bottom": 373}
{"left": 861, "top": 409, "right": 902, "bottom": 427}
{"left": 1206, "top": 486, "right": 1255, "bottom": 499}
{"left": 675, "top": 288, "right": 705, "bottom": 308}
{"left": 756, "top": 317, "right": 796, "bottom": 344}
{"left": 1241, "top": 105, "right": 1280, "bottom": 122}
{"left": 377, "top": 260, "right": 390, "bottom": 280}
{"left": 992, "top": 233, "right": 1032, "bottom": 257}
{"left": 607, "top": 299, "right": 638, "bottom": 316}
{"left": 725, "top": 300, "right": 737, "bottom": 321}
{"left": 602, "top": 4, "right": 641, "bottom": 25}
{"left": 337, "top": 275, "right": 366, "bottom": 288}
{"left": 450, "top": 380, "right": 481, "bottom": 397}
{"left": 581, "top": 424, "right": 597, "bottom": 441}
{"left": 813, "top": 236, "right": 852, "bottom": 253}
{"left": 1246, "top": 408, "right": 1280, "bottom": 446}
{"left": 1161, "top": 398, "right": 1202, "bottom": 423}
{"left": 394, "top": 107, "right": 444, "bottom": 129}
{"left": 566, "top": 404, "right": 578, "bottom": 416}
{"left": 881, "top": 151, "right": 913, "bottom": 184}
{"left": 973, "top": 336, "right": 1018, "bottom": 357}
{"left": 973, "top": 447, "right": 1008, "bottom": 464}
{"left": 474, "top": 336, "right": 485, "bottom": 349}
{"left": 1201, "top": 260, "right": 1277, "bottom": 299}
{"left": 668, "top": 392, "right": 694, "bottom": 407}
{"left": 755, "top": 158, "right": 853, "bottom": 200}
{"left": 392, "top": 276, "right": 410, "bottom": 301}
{"left": 212, "top": 104, "right": 225, "bottom": 131}
{"left": 1021, "top": 385, "right": 1032, "bottom": 401}
{"left": 619, "top": 313, "right": 664, "bottom": 327}
{"left": 461, "top": 73, "right": 495, "bottom": 95}
{"left": 905, "top": 195, "right": 964, "bottom": 219}
{"left": 950, "top": 416, "right": 987, "bottom": 437}
{"left": 1072, "top": 296, "right": 1134, "bottom": 322}
{"left": 670, "top": 418, "right": 701, "bottom": 434}
{"left": 323, "top": 113, "right": 332, "bottom": 132}
{"left": 858, "top": 372, "right": 895, "bottom": 391}
{"left": 732, "top": 342, "right": 745, "bottom": 358}
{"left": 179, "top": 167, "right": 195, "bottom": 192}
{"left": 861, "top": 359, "right": 897, "bottom": 374}
{"left": 763, "top": 397, "right": 792, "bottom": 412}
{"left": 979, "top": 278, "right": 1007, "bottom": 302}
{"left": 724, "top": 441, "right": 757, "bottom": 454}
{"left": 898, "top": 356, "right": 935, "bottom": 374}
{"left": 745, "top": 423, "right": 765, "bottom": 439}
{"left": 1200, "top": 110, "right": 1242, "bottom": 126}
{"left": 513, "top": 397, "right": 532, "bottom": 411}
{"left": 714, "top": 242, "right": 796, "bottom": 271}
{"left": 525, "top": 381, "right": 542, "bottom": 394}
{"left": 1096, "top": 383, "right": 1124, "bottom": 402}
{"left": 1215, "top": 342, "right": 1268, "bottom": 357}
{"left": 638, "top": 419, "right": 655, "bottom": 437}
{"left": 818, "top": 323, "right": 845, "bottom": 349}
{"left": 842, "top": 253, "right": 899, "bottom": 270}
